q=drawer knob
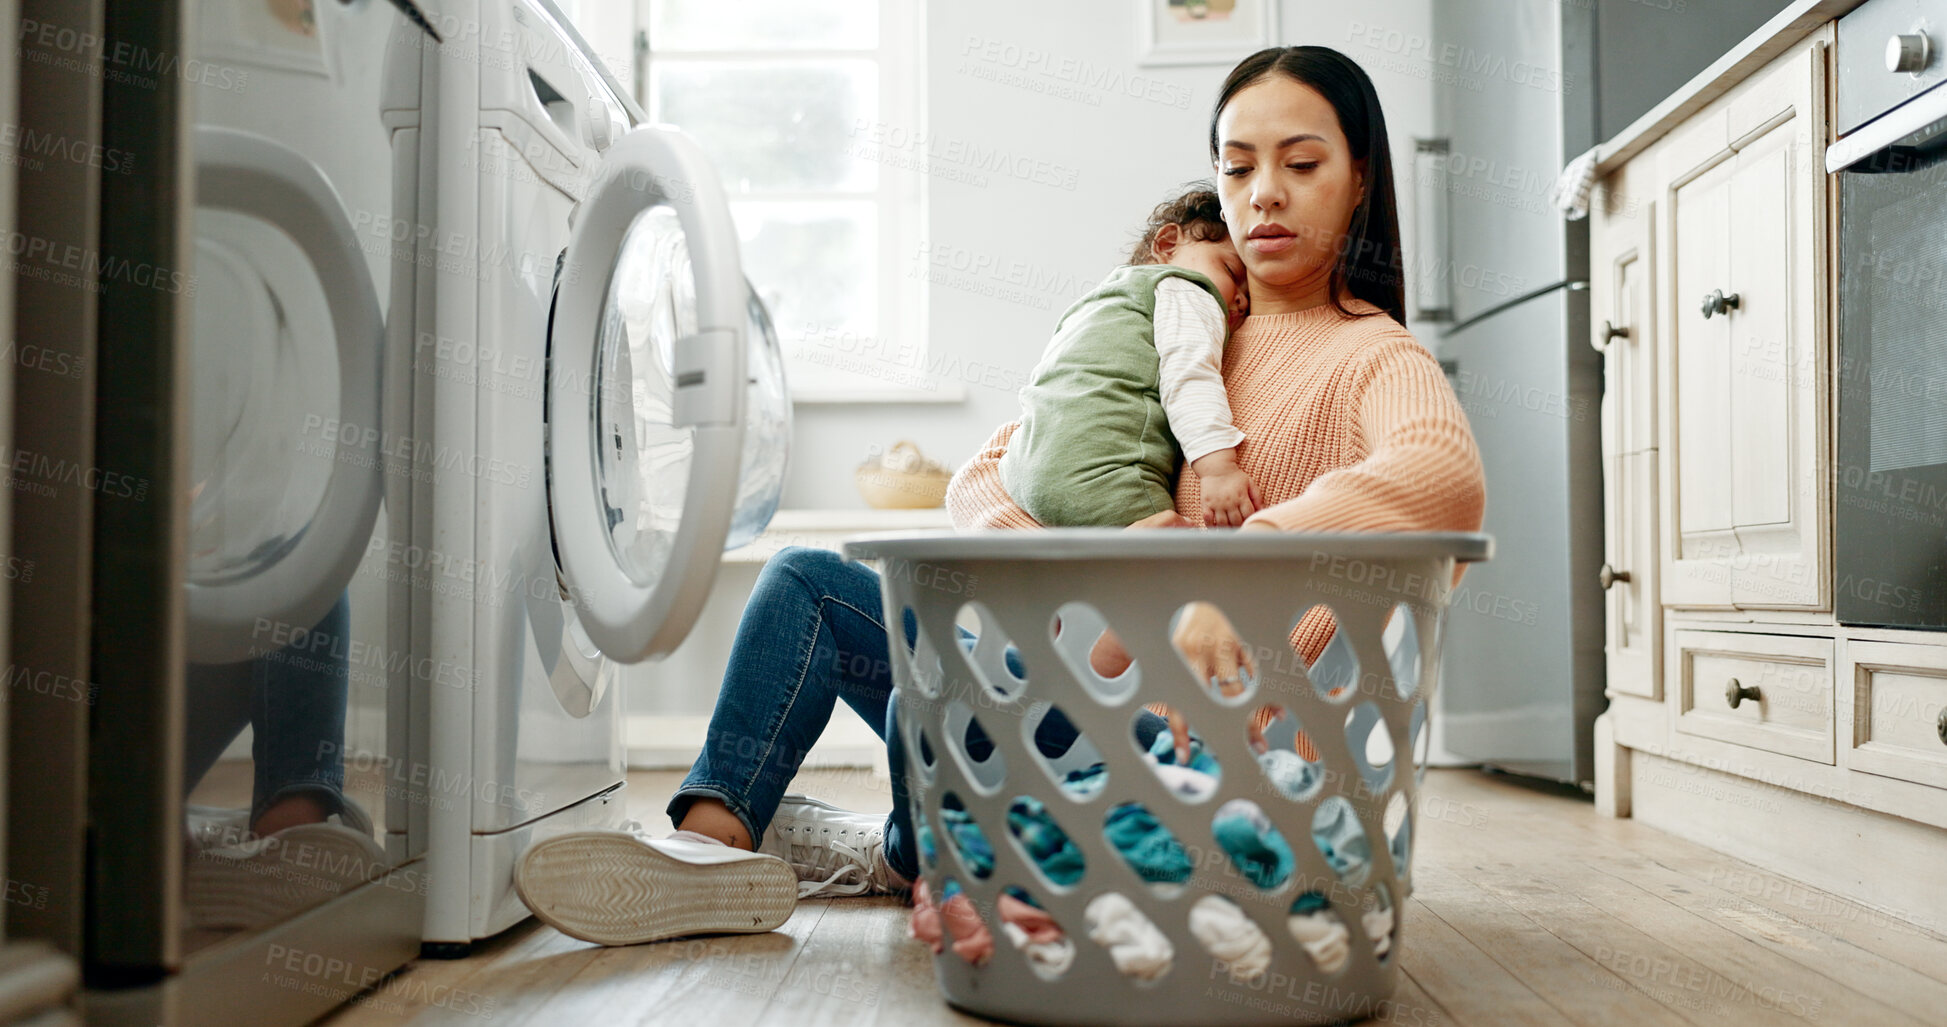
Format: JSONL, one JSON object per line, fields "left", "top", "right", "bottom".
{"left": 1594, "top": 320, "right": 1630, "bottom": 352}
{"left": 1937, "top": 708, "right": 1946, "bottom": 746}
{"left": 1599, "top": 563, "right": 1632, "bottom": 590}
{"left": 1725, "top": 678, "right": 1762, "bottom": 709}
{"left": 1701, "top": 289, "right": 1741, "bottom": 319}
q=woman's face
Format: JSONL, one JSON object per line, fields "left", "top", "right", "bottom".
{"left": 1214, "top": 75, "right": 1364, "bottom": 313}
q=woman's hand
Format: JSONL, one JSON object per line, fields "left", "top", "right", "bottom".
{"left": 1161, "top": 602, "right": 1258, "bottom": 761}
{"left": 1172, "top": 602, "right": 1256, "bottom": 697}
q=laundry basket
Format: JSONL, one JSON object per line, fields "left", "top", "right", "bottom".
{"left": 842, "top": 530, "right": 1490, "bottom": 1027}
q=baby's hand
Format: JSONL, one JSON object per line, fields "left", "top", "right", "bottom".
{"left": 1192, "top": 449, "right": 1261, "bottom": 528}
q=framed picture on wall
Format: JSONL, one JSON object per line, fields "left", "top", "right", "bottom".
{"left": 1136, "top": 0, "right": 1279, "bottom": 67}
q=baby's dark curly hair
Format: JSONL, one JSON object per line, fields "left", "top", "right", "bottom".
{"left": 1127, "top": 184, "right": 1229, "bottom": 266}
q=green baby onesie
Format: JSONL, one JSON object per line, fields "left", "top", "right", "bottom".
{"left": 998, "top": 264, "right": 1228, "bottom": 527}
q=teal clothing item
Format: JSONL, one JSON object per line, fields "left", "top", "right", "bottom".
{"left": 1212, "top": 805, "right": 1295, "bottom": 889}
{"left": 1103, "top": 802, "right": 1195, "bottom": 883}
{"left": 1145, "top": 728, "right": 1223, "bottom": 778}
{"left": 1291, "top": 891, "right": 1332, "bottom": 916}
{"left": 941, "top": 805, "right": 997, "bottom": 878}
{"left": 1007, "top": 796, "right": 1086, "bottom": 886}
{"left": 998, "top": 264, "right": 1229, "bottom": 527}
{"left": 930, "top": 742, "right": 1361, "bottom": 895}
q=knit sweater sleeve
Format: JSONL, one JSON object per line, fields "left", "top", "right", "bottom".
{"left": 1251, "top": 334, "right": 1486, "bottom": 534}
{"left": 945, "top": 421, "right": 1045, "bottom": 531}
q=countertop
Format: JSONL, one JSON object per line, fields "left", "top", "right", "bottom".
{"left": 1594, "top": 0, "right": 1867, "bottom": 174}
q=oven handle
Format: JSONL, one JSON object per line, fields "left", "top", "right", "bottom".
{"left": 1827, "top": 85, "right": 1947, "bottom": 173}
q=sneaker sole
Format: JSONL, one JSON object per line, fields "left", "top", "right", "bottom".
{"left": 186, "top": 824, "right": 388, "bottom": 930}
{"left": 515, "top": 835, "right": 798, "bottom": 946}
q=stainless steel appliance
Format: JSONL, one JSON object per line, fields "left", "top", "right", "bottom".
{"left": 1827, "top": 0, "right": 1947, "bottom": 630}
{"left": 1424, "top": 0, "right": 1793, "bottom": 787}
{"left": 1425, "top": 0, "right": 1606, "bottom": 786}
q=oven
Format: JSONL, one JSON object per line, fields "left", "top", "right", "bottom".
{"left": 1828, "top": 0, "right": 1947, "bottom": 628}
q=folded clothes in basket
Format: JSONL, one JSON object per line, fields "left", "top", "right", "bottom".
{"left": 936, "top": 741, "right": 1368, "bottom": 888}
{"left": 920, "top": 739, "right": 1392, "bottom": 974}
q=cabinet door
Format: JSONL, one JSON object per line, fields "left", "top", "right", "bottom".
{"left": 1662, "top": 36, "right": 1827, "bottom": 611}
{"left": 1606, "top": 451, "right": 1662, "bottom": 698}
{"left": 1596, "top": 183, "right": 1657, "bottom": 460}
{"left": 1594, "top": 181, "right": 1661, "bottom": 698}
{"left": 1667, "top": 155, "right": 1737, "bottom": 606}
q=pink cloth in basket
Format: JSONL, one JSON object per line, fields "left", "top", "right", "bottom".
{"left": 910, "top": 879, "right": 1064, "bottom": 966}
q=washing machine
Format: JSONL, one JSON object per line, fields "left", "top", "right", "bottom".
{"left": 417, "top": 0, "right": 790, "bottom": 951}
{"left": 178, "top": 0, "right": 431, "bottom": 958}
{"left": 184, "top": 0, "right": 422, "bottom": 665}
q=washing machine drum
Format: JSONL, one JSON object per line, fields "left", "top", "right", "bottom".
{"left": 184, "top": 127, "right": 385, "bottom": 665}
{"left": 548, "top": 125, "right": 790, "bottom": 665}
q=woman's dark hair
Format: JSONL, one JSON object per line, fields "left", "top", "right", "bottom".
{"left": 1209, "top": 46, "right": 1405, "bottom": 324}
{"left": 1127, "top": 185, "right": 1228, "bottom": 266}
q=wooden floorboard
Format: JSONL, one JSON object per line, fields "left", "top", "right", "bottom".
{"left": 1408, "top": 870, "right": 1689, "bottom": 1027}
{"left": 315, "top": 767, "right": 1947, "bottom": 1027}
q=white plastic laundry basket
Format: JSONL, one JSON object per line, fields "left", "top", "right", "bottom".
{"left": 842, "top": 530, "right": 1491, "bottom": 1027}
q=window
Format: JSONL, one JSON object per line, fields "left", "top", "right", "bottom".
{"left": 641, "top": 0, "right": 939, "bottom": 401}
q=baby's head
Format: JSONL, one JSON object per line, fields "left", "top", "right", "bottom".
{"left": 1130, "top": 186, "right": 1248, "bottom": 324}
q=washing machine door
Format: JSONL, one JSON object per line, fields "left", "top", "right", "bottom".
{"left": 548, "top": 125, "right": 781, "bottom": 664}
{"left": 184, "top": 127, "right": 385, "bottom": 664}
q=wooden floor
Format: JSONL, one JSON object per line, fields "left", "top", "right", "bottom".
{"left": 319, "top": 767, "right": 1947, "bottom": 1027}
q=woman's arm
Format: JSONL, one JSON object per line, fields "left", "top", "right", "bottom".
{"left": 1246, "top": 335, "right": 1486, "bottom": 535}
{"left": 944, "top": 422, "right": 1044, "bottom": 531}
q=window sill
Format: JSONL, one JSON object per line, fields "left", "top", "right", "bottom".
{"left": 723, "top": 507, "right": 955, "bottom": 564}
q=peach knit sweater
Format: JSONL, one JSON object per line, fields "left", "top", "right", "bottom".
{"left": 946, "top": 297, "right": 1487, "bottom": 665}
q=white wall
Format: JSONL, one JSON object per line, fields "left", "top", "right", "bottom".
{"left": 780, "top": 0, "right": 1436, "bottom": 509}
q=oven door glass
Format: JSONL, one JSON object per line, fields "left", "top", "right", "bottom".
{"left": 1837, "top": 119, "right": 1947, "bottom": 628}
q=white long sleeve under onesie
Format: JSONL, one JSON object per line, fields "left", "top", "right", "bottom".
{"left": 1150, "top": 276, "right": 1245, "bottom": 464}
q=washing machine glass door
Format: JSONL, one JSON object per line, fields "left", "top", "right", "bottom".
{"left": 185, "top": 127, "right": 385, "bottom": 664}
{"left": 548, "top": 125, "right": 781, "bottom": 664}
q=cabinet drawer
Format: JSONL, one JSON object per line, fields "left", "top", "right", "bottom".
{"left": 1672, "top": 629, "right": 1833, "bottom": 763}
{"left": 1847, "top": 641, "right": 1947, "bottom": 790}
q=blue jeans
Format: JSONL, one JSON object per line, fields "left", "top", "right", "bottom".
{"left": 184, "top": 593, "right": 351, "bottom": 825}
{"left": 668, "top": 547, "right": 1167, "bottom": 881}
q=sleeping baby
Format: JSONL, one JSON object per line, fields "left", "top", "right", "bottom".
{"left": 997, "top": 185, "right": 1262, "bottom": 528}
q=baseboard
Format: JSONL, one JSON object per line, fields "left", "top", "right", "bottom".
{"left": 1631, "top": 751, "right": 1947, "bottom": 935}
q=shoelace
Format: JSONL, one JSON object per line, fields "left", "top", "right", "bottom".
{"left": 785, "top": 833, "right": 888, "bottom": 899}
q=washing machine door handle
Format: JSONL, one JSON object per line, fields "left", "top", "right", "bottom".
{"left": 185, "top": 126, "right": 386, "bottom": 664}
{"left": 546, "top": 125, "right": 747, "bottom": 664}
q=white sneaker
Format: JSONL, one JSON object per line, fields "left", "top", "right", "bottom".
{"left": 184, "top": 804, "right": 252, "bottom": 853}
{"left": 185, "top": 801, "right": 387, "bottom": 930}
{"left": 758, "top": 795, "right": 905, "bottom": 898}
{"left": 515, "top": 828, "right": 798, "bottom": 946}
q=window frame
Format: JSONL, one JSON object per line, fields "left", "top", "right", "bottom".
{"left": 636, "top": 1, "right": 951, "bottom": 403}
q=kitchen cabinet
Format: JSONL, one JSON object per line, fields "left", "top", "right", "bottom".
{"left": 1591, "top": 18, "right": 1947, "bottom": 937}
{"left": 1671, "top": 628, "right": 1834, "bottom": 763}
{"left": 1662, "top": 37, "right": 1828, "bottom": 611}
{"left": 1843, "top": 640, "right": 1947, "bottom": 791}
{"left": 1592, "top": 158, "right": 1660, "bottom": 699}
{"left": 1603, "top": 451, "right": 1661, "bottom": 698}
